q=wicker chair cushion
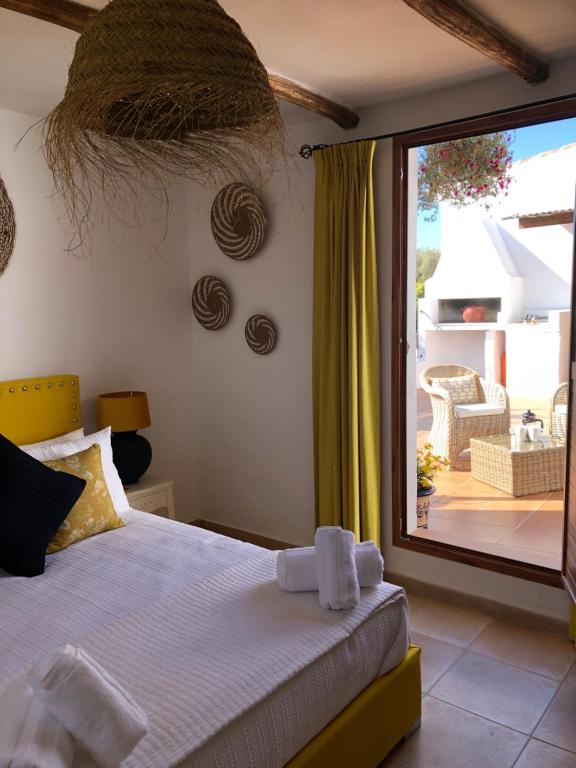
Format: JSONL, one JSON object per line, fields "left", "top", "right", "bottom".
{"left": 455, "top": 404, "right": 506, "bottom": 419}
{"left": 430, "top": 374, "right": 480, "bottom": 404}
{"left": 555, "top": 404, "right": 568, "bottom": 414}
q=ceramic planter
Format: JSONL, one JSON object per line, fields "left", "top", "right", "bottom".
{"left": 462, "top": 305, "right": 486, "bottom": 323}
{"left": 416, "top": 485, "right": 435, "bottom": 529}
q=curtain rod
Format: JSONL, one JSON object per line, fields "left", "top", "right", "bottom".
{"left": 298, "top": 92, "right": 576, "bottom": 159}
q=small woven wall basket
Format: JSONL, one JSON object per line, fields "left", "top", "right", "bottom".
{"left": 245, "top": 314, "right": 277, "bottom": 354}
{"left": 211, "top": 183, "right": 267, "bottom": 260}
{"left": 192, "top": 276, "right": 231, "bottom": 330}
{"left": 43, "top": 0, "right": 284, "bottom": 224}
{"left": 0, "top": 175, "right": 16, "bottom": 276}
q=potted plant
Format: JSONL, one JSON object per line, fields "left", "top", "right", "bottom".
{"left": 417, "top": 443, "right": 449, "bottom": 529}
{"left": 418, "top": 132, "right": 513, "bottom": 221}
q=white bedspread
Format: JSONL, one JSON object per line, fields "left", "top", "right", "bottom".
{"left": 0, "top": 511, "right": 409, "bottom": 768}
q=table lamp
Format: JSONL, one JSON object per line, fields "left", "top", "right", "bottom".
{"left": 96, "top": 391, "right": 151, "bottom": 485}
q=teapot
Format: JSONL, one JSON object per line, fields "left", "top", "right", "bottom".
{"left": 521, "top": 409, "right": 544, "bottom": 429}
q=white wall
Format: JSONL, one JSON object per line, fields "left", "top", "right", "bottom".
{"left": 0, "top": 107, "right": 197, "bottom": 519}
{"left": 184, "top": 118, "right": 324, "bottom": 545}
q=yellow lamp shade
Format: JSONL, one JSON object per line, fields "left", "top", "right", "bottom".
{"left": 96, "top": 391, "right": 151, "bottom": 433}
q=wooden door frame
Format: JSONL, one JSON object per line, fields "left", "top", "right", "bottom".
{"left": 391, "top": 96, "right": 576, "bottom": 589}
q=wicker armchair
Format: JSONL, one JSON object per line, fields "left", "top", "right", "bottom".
{"left": 550, "top": 382, "right": 568, "bottom": 439}
{"left": 420, "top": 364, "right": 510, "bottom": 470}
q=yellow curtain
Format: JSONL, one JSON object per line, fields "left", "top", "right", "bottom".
{"left": 313, "top": 140, "right": 380, "bottom": 543}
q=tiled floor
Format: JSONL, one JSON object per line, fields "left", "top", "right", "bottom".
{"left": 381, "top": 594, "right": 576, "bottom": 768}
{"left": 412, "top": 390, "right": 564, "bottom": 569}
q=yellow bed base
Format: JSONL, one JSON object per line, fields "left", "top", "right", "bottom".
{"left": 287, "top": 646, "right": 421, "bottom": 767}
{"left": 0, "top": 374, "right": 82, "bottom": 445}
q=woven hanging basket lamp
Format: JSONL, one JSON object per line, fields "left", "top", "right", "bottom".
{"left": 44, "top": 0, "right": 283, "bottom": 223}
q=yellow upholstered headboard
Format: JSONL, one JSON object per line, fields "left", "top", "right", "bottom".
{"left": 0, "top": 375, "right": 82, "bottom": 445}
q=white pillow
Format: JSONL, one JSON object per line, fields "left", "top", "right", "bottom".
{"left": 22, "top": 427, "right": 129, "bottom": 513}
{"left": 20, "top": 428, "right": 85, "bottom": 451}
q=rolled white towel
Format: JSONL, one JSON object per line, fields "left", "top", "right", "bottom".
{"left": 0, "top": 676, "right": 74, "bottom": 768}
{"left": 356, "top": 541, "right": 385, "bottom": 586}
{"left": 315, "top": 526, "right": 360, "bottom": 610}
{"left": 277, "top": 541, "right": 383, "bottom": 592}
{"left": 29, "top": 645, "right": 148, "bottom": 768}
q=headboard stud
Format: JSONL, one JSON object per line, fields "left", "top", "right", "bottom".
{"left": 0, "top": 375, "right": 82, "bottom": 445}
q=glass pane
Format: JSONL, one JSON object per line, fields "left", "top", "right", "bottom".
{"left": 408, "top": 117, "right": 576, "bottom": 571}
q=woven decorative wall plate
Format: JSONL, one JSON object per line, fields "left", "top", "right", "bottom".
{"left": 245, "top": 314, "right": 277, "bottom": 355}
{"left": 211, "top": 183, "right": 267, "bottom": 260}
{"left": 192, "top": 276, "right": 231, "bottom": 331}
{"left": 0, "top": 175, "right": 16, "bottom": 276}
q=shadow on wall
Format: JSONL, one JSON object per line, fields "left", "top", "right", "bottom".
{"left": 497, "top": 225, "right": 571, "bottom": 310}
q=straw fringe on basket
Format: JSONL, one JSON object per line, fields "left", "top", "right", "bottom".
{"left": 43, "top": 0, "right": 284, "bottom": 233}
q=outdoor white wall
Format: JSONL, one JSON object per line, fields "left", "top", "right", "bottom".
{"left": 427, "top": 145, "right": 574, "bottom": 319}
{"left": 419, "top": 330, "right": 486, "bottom": 376}
{"left": 505, "top": 313, "right": 570, "bottom": 399}
{"left": 429, "top": 205, "right": 519, "bottom": 305}
{"left": 0, "top": 107, "right": 197, "bottom": 520}
{"left": 498, "top": 219, "right": 572, "bottom": 312}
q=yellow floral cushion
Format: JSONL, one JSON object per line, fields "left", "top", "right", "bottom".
{"left": 43, "top": 444, "right": 124, "bottom": 553}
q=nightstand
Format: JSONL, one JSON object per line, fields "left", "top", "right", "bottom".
{"left": 125, "top": 476, "right": 176, "bottom": 520}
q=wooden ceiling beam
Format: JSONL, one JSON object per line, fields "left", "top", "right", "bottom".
{"left": 0, "top": 0, "right": 360, "bottom": 129}
{"left": 402, "top": 0, "right": 549, "bottom": 85}
{"left": 268, "top": 74, "right": 358, "bottom": 129}
{"left": 0, "top": 0, "right": 95, "bottom": 33}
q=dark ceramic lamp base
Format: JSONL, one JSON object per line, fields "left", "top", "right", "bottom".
{"left": 111, "top": 431, "right": 152, "bottom": 486}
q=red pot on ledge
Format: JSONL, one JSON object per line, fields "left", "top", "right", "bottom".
{"left": 462, "top": 305, "right": 486, "bottom": 323}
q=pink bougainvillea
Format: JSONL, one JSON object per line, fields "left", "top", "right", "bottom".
{"left": 418, "top": 132, "right": 513, "bottom": 221}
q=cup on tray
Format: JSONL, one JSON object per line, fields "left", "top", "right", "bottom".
{"left": 527, "top": 424, "right": 543, "bottom": 442}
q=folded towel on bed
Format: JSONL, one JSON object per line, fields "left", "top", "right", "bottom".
{"left": 0, "top": 676, "right": 75, "bottom": 768}
{"left": 29, "top": 645, "right": 148, "bottom": 768}
{"left": 277, "top": 541, "right": 383, "bottom": 592}
{"left": 314, "top": 527, "right": 360, "bottom": 610}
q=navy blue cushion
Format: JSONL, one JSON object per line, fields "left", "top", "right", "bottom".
{"left": 0, "top": 433, "right": 86, "bottom": 576}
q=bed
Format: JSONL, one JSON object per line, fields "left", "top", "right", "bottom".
{"left": 0, "top": 374, "right": 421, "bottom": 768}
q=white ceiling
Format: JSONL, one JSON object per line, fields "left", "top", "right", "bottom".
{"left": 1, "top": 0, "right": 575, "bottom": 119}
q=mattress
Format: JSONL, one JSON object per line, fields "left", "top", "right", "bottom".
{"left": 0, "top": 510, "right": 409, "bottom": 768}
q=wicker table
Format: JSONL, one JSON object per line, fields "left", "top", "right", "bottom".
{"left": 470, "top": 435, "right": 566, "bottom": 497}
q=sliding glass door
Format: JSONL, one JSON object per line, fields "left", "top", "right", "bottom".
{"left": 392, "top": 98, "right": 576, "bottom": 586}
